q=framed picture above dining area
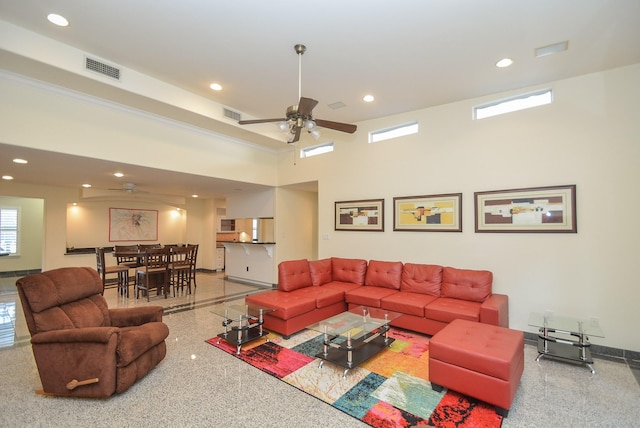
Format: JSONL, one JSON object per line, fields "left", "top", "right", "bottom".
{"left": 109, "top": 208, "right": 159, "bottom": 241}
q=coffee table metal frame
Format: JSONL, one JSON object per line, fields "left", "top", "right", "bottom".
{"left": 528, "top": 312, "right": 604, "bottom": 374}
{"left": 307, "top": 306, "right": 402, "bottom": 378}
{"left": 213, "top": 303, "right": 275, "bottom": 355}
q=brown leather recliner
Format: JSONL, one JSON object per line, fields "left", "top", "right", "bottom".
{"left": 16, "top": 267, "right": 170, "bottom": 397}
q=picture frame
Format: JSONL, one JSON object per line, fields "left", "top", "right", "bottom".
{"left": 393, "top": 193, "right": 462, "bottom": 232}
{"left": 474, "top": 185, "right": 577, "bottom": 233}
{"left": 335, "top": 199, "right": 384, "bottom": 231}
{"left": 109, "top": 207, "right": 159, "bottom": 241}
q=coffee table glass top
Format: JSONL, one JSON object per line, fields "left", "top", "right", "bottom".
{"left": 210, "top": 302, "right": 276, "bottom": 321}
{"left": 528, "top": 312, "right": 604, "bottom": 337}
{"left": 306, "top": 306, "right": 402, "bottom": 341}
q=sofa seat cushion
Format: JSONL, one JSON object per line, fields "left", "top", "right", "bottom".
{"left": 323, "top": 281, "right": 363, "bottom": 293}
{"left": 290, "top": 286, "right": 345, "bottom": 309}
{"left": 425, "top": 297, "right": 481, "bottom": 323}
{"left": 380, "top": 291, "right": 438, "bottom": 317}
{"left": 245, "top": 291, "right": 316, "bottom": 320}
{"left": 430, "top": 319, "right": 524, "bottom": 381}
{"left": 346, "top": 286, "right": 399, "bottom": 308}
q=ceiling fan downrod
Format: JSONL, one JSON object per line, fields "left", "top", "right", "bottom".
{"left": 294, "top": 44, "right": 306, "bottom": 101}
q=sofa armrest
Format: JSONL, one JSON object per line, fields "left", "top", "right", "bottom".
{"left": 109, "top": 306, "right": 164, "bottom": 327}
{"left": 480, "top": 294, "right": 509, "bottom": 327}
{"left": 31, "top": 326, "right": 120, "bottom": 344}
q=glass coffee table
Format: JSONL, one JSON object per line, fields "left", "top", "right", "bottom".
{"left": 528, "top": 312, "right": 604, "bottom": 374}
{"left": 211, "top": 303, "right": 276, "bottom": 355}
{"left": 306, "top": 306, "right": 402, "bottom": 378}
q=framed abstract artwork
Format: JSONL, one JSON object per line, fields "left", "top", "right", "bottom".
{"left": 474, "top": 185, "right": 577, "bottom": 233}
{"left": 109, "top": 208, "right": 159, "bottom": 241}
{"left": 335, "top": 199, "right": 384, "bottom": 231}
{"left": 393, "top": 193, "right": 462, "bottom": 232}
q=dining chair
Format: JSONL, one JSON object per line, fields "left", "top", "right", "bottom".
{"left": 95, "top": 247, "right": 129, "bottom": 296}
{"left": 135, "top": 247, "right": 170, "bottom": 301}
{"left": 186, "top": 243, "right": 199, "bottom": 289}
{"left": 169, "top": 246, "right": 192, "bottom": 296}
{"left": 139, "top": 243, "right": 161, "bottom": 250}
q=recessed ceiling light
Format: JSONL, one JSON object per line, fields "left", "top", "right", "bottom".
{"left": 363, "top": 95, "right": 375, "bottom": 103}
{"left": 191, "top": 194, "right": 199, "bottom": 198}
{"left": 82, "top": 183, "right": 92, "bottom": 188}
{"left": 209, "top": 83, "right": 222, "bottom": 91}
{"left": 496, "top": 58, "right": 514, "bottom": 68}
{"left": 2, "top": 175, "right": 14, "bottom": 180}
{"left": 113, "top": 172, "right": 124, "bottom": 178}
{"left": 12, "top": 158, "right": 28, "bottom": 164}
{"left": 47, "top": 13, "right": 69, "bottom": 27}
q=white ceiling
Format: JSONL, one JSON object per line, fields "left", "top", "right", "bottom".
{"left": 1, "top": 1, "right": 639, "bottom": 199}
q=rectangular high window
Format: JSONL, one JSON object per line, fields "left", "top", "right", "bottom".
{"left": 301, "top": 142, "right": 334, "bottom": 158}
{"left": 474, "top": 89, "right": 553, "bottom": 120}
{"left": 369, "top": 122, "right": 419, "bottom": 143}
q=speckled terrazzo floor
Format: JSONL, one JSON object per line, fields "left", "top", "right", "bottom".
{"left": 1, "top": 272, "right": 639, "bottom": 427}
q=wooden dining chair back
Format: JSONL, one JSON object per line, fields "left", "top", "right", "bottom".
{"left": 186, "top": 243, "right": 199, "bottom": 289}
{"left": 95, "top": 247, "right": 130, "bottom": 296}
{"left": 139, "top": 243, "right": 161, "bottom": 250}
{"left": 114, "top": 244, "right": 140, "bottom": 268}
{"left": 169, "top": 246, "right": 192, "bottom": 296}
{"left": 135, "top": 247, "right": 170, "bottom": 301}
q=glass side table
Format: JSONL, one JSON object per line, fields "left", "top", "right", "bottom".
{"left": 528, "top": 312, "right": 604, "bottom": 374}
{"left": 211, "top": 303, "right": 276, "bottom": 355}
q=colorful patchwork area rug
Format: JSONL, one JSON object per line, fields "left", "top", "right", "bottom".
{"left": 206, "top": 328, "right": 502, "bottom": 427}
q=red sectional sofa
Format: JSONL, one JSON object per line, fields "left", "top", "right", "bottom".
{"left": 245, "top": 257, "right": 509, "bottom": 338}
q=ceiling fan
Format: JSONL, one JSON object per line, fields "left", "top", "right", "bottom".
{"left": 238, "top": 44, "right": 357, "bottom": 143}
{"left": 108, "top": 182, "right": 149, "bottom": 194}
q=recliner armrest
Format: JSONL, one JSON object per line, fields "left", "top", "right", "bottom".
{"left": 31, "top": 326, "right": 120, "bottom": 344}
{"left": 109, "top": 306, "right": 164, "bottom": 327}
{"left": 480, "top": 293, "right": 509, "bottom": 327}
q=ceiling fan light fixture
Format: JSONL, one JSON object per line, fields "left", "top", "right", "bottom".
{"left": 310, "top": 129, "right": 321, "bottom": 140}
{"left": 278, "top": 121, "right": 289, "bottom": 132}
{"left": 304, "top": 119, "right": 316, "bottom": 130}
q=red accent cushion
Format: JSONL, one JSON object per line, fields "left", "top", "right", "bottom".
{"left": 331, "top": 257, "right": 367, "bottom": 285}
{"left": 441, "top": 267, "right": 492, "bottom": 302}
{"left": 277, "top": 259, "right": 312, "bottom": 292}
{"left": 309, "top": 258, "right": 332, "bottom": 286}
{"left": 401, "top": 263, "right": 443, "bottom": 296}
{"left": 364, "top": 260, "right": 403, "bottom": 289}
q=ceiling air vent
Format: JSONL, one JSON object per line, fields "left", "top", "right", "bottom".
{"left": 85, "top": 57, "right": 121, "bottom": 80}
{"left": 223, "top": 108, "right": 241, "bottom": 122}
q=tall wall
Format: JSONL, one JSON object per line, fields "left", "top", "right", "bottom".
{"left": 278, "top": 64, "right": 640, "bottom": 352}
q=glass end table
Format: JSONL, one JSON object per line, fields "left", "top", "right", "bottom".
{"left": 306, "top": 306, "right": 402, "bottom": 378}
{"left": 211, "top": 303, "right": 276, "bottom": 354}
{"left": 528, "top": 312, "right": 604, "bottom": 374}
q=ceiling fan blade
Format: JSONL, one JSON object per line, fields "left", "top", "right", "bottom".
{"left": 289, "top": 127, "right": 302, "bottom": 144}
{"left": 298, "top": 97, "right": 318, "bottom": 116}
{"left": 238, "top": 118, "right": 286, "bottom": 125}
{"left": 314, "top": 119, "right": 357, "bottom": 134}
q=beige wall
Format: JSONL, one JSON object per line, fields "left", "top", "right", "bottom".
{"left": 277, "top": 64, "right": 640, "bottom": 352}
{"left": 1, "top": 61, "right": 638, "bottom": 352}
{"left": 0, "top": 196, "right": 43, "bottom": 271}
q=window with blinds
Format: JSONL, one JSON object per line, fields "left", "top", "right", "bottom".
{"left": 0, "top": 208, "right": 19, "bottom": 254}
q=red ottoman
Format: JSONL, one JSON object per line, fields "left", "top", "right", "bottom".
{"left": 429, "top": 319, "right": 524, "bottom": 417}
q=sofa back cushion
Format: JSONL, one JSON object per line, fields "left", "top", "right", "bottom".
{"left": 365, "top": 260, "right": 403, "bottom": 289}
{"left": 309, "top": 258, "right": 332, "bottom": 286}
{"left": 331, "top": 257, "right": 368, "bottom": 285}
{"left": 401, "top": 263, "right": 443, "bottom": 296}
{"left": 278, "top": 259, "right": 312, "bottom": 291}
{"left": 441, "top": 267, "right": 493, "bottom": 302}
